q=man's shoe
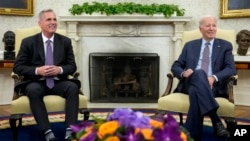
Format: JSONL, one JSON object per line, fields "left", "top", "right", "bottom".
{"left": 215, "top": 122, "right": 230, "bottom": 137}
{"left": 49, "top": 138, "right": 58, "bottom": 141}
{"left": 65, "top": 137, "right": 71, "bottom": 141}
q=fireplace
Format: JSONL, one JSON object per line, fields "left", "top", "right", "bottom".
{"left": 59, "top": 15, "right": 191, "bottom": 102}
{"left": 89, "top": 53, "right": 159, "bottom": 103}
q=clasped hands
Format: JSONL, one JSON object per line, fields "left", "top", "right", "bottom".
{"left": 37, "top": 65, "right": 61, "bottom": 77}
{"left": 183, "top": 68, "right": 215, "bottom": 89}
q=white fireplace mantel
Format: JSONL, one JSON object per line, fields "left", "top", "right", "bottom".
{"left": 58, "top": 15, "right": 192, "bottom": 102}
{"left": 59, "top": 15, "right": 192, "bottom": 60}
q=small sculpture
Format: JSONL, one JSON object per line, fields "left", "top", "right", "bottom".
{"left": 2, "top": 31, "right": 15, "bottom": 60}
{"left": 236, "top": 29, "right": 250, "bottom": 56}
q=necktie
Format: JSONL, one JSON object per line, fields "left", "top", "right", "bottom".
{"left": 45, "top": 40, "right": 54, "bottom": 89}
{"left": 201, "top": 42, "right": 210, "bottom": 75}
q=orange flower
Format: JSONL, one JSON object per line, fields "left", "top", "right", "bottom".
{"left": 140, "top": 128, "right": 153, "bottom": 140}
{"left": 98, "top": 121, "right": 119, "bottom": 139}
{"left": 149, "top": 119, "right": 163, "bottom": 128}
{"left": 104, "top": 136, "right": 120, "bottom": 141}
{"left": 79, "top": 126, "right": 94, "bottom": 140}
{"left": 180, "top": 131, "right": 187, "bottom": 141}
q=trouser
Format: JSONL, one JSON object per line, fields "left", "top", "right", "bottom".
{"left": 25, "top": 80, "right": 79, "bottom": 131}
{"left": 182, "top": 70, "right": 219, "bottom": 139}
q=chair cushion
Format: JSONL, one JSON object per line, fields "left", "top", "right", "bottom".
{"left": 11, "top": 95, "right": 88, "bottom": 114}
{"left": 157, "top": 93, "right": 234, "bottom": 117}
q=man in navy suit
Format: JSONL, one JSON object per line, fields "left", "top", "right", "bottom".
{"left": 171, "top": 15, "right": 236, "bottom": 141}
{"left": 13, "top": 9, "right": 79, "bottom": 141}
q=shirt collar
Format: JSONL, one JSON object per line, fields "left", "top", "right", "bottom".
{"left": 42, "top": 33, "right": 54, "bottom": 43}
{"left": 202, "top": 38, "right": 214, "bottom": 47}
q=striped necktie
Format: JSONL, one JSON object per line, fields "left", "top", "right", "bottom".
{"left": 201, "top": 42, "right": 210, "bottom": 75}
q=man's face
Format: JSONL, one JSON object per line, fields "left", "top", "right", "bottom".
{"left": 3, "top": 31, "right": 15, "bottom": 48}
{"left": 238, "top": 34, "right": 250, "bottom": 49}
{"left": 199, "top": 17, "right": 217, "bottom": 41}
{"left": 38, "top": 11, "right": 57, "bottom": 38}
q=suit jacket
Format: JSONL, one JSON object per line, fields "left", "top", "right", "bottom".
{"left": 13, "top": 32, "right": 80, "bottom": 94}
{"left": 171, "top": 38, "right": 237, "bottom": 97}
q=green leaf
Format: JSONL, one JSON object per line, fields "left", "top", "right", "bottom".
{"left": 69, "top": 1, "right": 185, "bottom": 17}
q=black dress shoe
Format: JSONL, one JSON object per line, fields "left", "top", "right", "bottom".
{"left": 215, "top": 122, "right": 230, "bottom": 137}
{"left": 65, "top": 137, "right": 71, "bottom": 141}
{"left": 49, "top": 138, "right": 58, "bottom": 141}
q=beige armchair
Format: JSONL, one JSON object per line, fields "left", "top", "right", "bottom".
{"left": 157, "top": 28, "right": 237, "bottom": 128}
{"left": 9, "top": 26, "right": 89, "bottom": 141}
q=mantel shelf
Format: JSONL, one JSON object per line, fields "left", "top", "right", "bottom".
{"left": 59, "top": 15, "right": 192, "bottom": 23}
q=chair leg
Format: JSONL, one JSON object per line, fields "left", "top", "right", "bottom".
{"left": 9, "top": 114, "right": 23, "bottom": 141}
{"left": 179, "top": 113, "right": 184, "bottom": 125}
{"left": 154, "top": 110, "right": 167, "bottom": 117}
{"left": 224, "top": 117, "right": 237, "bottom": 133}
{"left": 79, "top": 108, "right": 90, "bottom": 121}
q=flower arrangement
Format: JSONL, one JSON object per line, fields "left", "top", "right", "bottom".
{"left": 70, "top": 108, "right": 193, "bottom": 141}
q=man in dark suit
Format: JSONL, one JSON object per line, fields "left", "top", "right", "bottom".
{"left": 171, "top": 15, "right": 236, "bottom": 141}
{"left": 13, "top": 9, "right": 79, "bottom": 141}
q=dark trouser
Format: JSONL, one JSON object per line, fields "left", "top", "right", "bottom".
{"left": 183, "top": 70, "right": 219, "bottom": 140}
{"left": 25, "top": 80, "right": 79, "bottom": 131}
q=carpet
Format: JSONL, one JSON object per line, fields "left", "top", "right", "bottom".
{"left": 0, "top": 108, "right": 250, "bottom": 141}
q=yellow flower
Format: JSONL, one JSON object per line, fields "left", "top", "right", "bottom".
{"left": 104, "top": 136, "right": 120, "bottom": 141}
{"left": 149, "top": 119, "right": 163, "bottom": 128}
{"left": 98, "top": 121, "right": 119, "bottom": 139}
{"left": 140, "top": 128, "right": 154, "bottom": 140}
{"left": 180, "top": 131, "right": 187, "bottom": 141}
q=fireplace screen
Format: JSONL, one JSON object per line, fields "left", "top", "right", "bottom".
{"left": 89, "top": 53, "right": 159, "bottom": 103}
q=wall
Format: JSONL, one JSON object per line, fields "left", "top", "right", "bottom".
{"left": 0, "top": 0, "right": 250, "bottom": 105}
{"left": 1, "top": 0, "right": 250, "bottom": 51}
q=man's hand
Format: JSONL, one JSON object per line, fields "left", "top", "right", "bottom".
{"left": 208, "top": 76, "right": 216, "bottom": 89}
{"left": 37, "top": 65, "right": 61, "bottom": 76}
{"left": 182, "top": 68, "right": 193, "bottom": 78}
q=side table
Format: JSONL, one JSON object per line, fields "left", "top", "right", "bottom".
{"left": 0, "top": 60, "right": 15, "bottom": 68}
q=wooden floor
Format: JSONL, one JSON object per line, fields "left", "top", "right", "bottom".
{"left": 0, "top": 104, "right": 250, "bottom": 120}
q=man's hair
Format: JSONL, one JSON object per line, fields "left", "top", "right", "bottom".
{"left": 38, "top": 9, "right": 54, "bottom": 20}
{"left": 199, "top": 15, "right": 217, "bottom": 27}
{"left": 236, "top": 29, "right": 250, "bottom": 42}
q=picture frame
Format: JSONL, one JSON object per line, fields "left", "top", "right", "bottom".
{"left": 0, "top": 0, "right": 33, "bottom": 16}
{"left": 220, "top": 0, "right": 250, "bottom": 18}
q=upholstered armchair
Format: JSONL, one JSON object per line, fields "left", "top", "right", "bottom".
{"left": 9, "top": 26, "right": 89, "bottom": 141}
{"left": 157, "top": 28, "right": 237, "bottom": 128}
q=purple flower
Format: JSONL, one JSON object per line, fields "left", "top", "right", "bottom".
{"left": 152, "top": 113, "right": 182, "bottom": 141}
{"left": 107, "top": 108, "right": 133, "bottom": 120}
{"left": 79, "top": 129, "right": 97, "bottom": 141}
{"left": 70, "top": 121, "right": 94, "bottom": 132}
{"left": 118, "top": 126, "right": 145, "bottom": 141}
{"left": 107, "top": 108, "right": 150, "bottom": 128}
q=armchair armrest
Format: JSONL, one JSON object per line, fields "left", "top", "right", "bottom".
{"left": 160, "top": 73, "right": 237, "bottom": 104}
{"left": 227, "top": 75, "right": 237, "bottom": 103}
{"left": 11, "top": 72, "right": 84, "bottom": 100}
{"left": 161, "top": 73, "right": 174, "bottom": 97}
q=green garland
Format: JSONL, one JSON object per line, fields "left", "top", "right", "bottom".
{"left": 69, "top": 2, "right": 185, "bottom": 17}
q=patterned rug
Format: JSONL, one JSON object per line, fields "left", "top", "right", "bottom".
{"left": 1, "top": 108, "right": 249, "bottom": 129}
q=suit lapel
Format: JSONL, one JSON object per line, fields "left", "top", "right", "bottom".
{"left": 37, "top": 33, "right": 45, "bottom": 63}
{"left": 192, "top": 39, "right": 202, "bottom": 69}
{"left": 53, "top": 34, "right": 61, "bottom": 65}
{"left": 211, "top": 39, "right": 221, "bottom": 65}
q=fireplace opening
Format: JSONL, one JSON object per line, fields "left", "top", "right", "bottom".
{"left": 89, "top": 53, "right": 159, "bottom": 103}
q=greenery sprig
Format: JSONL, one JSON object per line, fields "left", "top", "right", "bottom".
{"left": 69, "top": 2, "right": 185, "bottom": 17}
